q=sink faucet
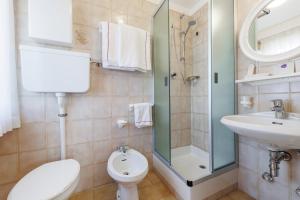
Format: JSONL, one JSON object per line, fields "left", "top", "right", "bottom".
{"left": 271, "top": 99, "right": 286, "bottom": 119}
{"left": 117, "top": 145, "right": 129, "bottom": 153}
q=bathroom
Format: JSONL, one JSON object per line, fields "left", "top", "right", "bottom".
{"left": 0, "top": 0, "right": 300, "bottom": 199}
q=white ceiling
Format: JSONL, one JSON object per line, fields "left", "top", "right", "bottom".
{"left": 146, "top": 0, "right": 208, "bottom": 16}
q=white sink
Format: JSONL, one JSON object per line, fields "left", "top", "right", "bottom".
{"left": 221, "top": 112, "right": 300, "bottom": 149}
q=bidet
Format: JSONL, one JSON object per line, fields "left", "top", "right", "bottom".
{"left": 107, "top": 147, "right": 148, "bottom": 200}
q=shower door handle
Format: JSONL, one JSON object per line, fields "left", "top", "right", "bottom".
{"left": 214, "top": 72, "right": 218, "bottom": 84}
{"left": 164, "top": 76, "right": 168, "bottom": 86}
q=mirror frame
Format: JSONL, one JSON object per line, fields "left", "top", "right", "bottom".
{"left": 239, "top": 0, "right": 300, "bottom": 63}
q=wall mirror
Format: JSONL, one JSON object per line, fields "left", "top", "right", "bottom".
{"left": 239, "top": 0, "right": 300, "bottom": 62}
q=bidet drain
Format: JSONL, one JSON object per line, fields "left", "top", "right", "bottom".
{"left": 123, "top": 172, "right": 129, "bottom": 175}
{"left": 199, "top": 165, "right": 206, "bottom": 169}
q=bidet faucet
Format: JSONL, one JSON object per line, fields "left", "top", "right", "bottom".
{"left": 271, "top": 99, "right": 286, "bottom": 119}
{"left": 117, "top": 145, "right": 129, "bottom": 153}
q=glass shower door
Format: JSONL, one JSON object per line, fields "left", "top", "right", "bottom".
{"left": 153, "top": 0, "right": 171, "bottom": 163}
{"left": 211, "top": 0, "right": 236, "bottom": 170}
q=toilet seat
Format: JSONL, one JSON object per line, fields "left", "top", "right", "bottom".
{"left": 8, "top": 159, "right": 80, "bottom": 200}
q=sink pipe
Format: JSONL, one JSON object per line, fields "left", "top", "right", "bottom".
{"left": 262, "top": 150, "right": 291, "bottom": 183}
{"left": 56, "top": 93, "right": 67, "bottom": 160}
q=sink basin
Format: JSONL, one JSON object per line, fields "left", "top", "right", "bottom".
{"left": 221, "top": 112, "right": 300, "bottom": 149}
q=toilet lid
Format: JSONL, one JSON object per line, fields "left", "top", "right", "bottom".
{"left": 8, "top": 159, "right": 80, "bottom": 200}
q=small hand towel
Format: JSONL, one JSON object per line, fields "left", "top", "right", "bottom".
{"left": 133, "top": 103, "right": 153, "bottom": 128}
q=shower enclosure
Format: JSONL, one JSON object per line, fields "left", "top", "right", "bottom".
{"left": 153, "top": 0, "right": 237, "bottom": 194}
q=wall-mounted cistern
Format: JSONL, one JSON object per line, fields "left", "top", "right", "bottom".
{"left": 20, "top": 45, "right": 90, "bottom": 159}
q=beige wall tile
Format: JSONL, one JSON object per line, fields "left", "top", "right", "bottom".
{"left": 91, "top": 75, "right": 112, "bottom": 96}
{"left": 73, "top": 1, "right": 91, "bottom": 26}
{"left": 111, "top": 97, "right": 129, "bottom": 117}
{"left": 259, "top": 180, "right": 289, "bottom": 200}
{"left": 47, "top": 147, "right": 61, "bottom": 162}
{"left": 45, "top": 96, "right": 60, "bottom": 122}
{"left": 93, "top": 162, "right": 113, "bottom": 187}
{"left": 19, "top": 123, "right": 46, "bottom": 152}
{"left": 69, "top": 120, "right": 93, "bottom": 145}
{"left": 69, "top": 96, "right": 93, "bottom": 120}
{"left": 92, "top": 97, "right": 112, "bottom": 118}
{"left": 20, "top": 96, "right": 45, "bottom": 123}
{"left": 93, "top": 140, "right": 112, "bottom": 164}
{"left": 92, "top": 118, "right": 111, "bottom": 141}
{"left": 90, "top": 0, "right": 111, "bottom": 8}
{"left": 129, "top": 77, "right": 144, "bottom": 96}
{"left": 68, "top": 143, "right": 93, "bottom": 167}
{"left": 291, "top": 93, "right": 300, "bottom": 113}
{"left": 19, "top": 150, "right": 47, "bottom": 175}
{"left": 239, "top": 143, "right": 258, "bottom": 172}
{"left": 45, "top": 122, "right": 60, "bottom": 148}
{"left": 73, "top": 24, "right": 93, "bottom": 50}
{"left": 112, "top": 76, "right": 129, "bottom": 96}
{"left": 238, "top": 166, "right": 258, "bottom": 199}
{"left": 111, "top": 0, "right": 128, "bottom": 14}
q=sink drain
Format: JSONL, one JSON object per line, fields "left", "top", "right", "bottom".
{"left": 123, "top": 172, "right": 130, "bottom": 175}
{"left": 199, "top": 165, "right": 206, "bottom": 169}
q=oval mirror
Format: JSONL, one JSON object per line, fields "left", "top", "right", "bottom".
{"left": 240, "top": 0, "right": 300, "bottom": 62}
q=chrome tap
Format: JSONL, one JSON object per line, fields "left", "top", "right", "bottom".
{"left": 117, "top": 145, "right": 129, "bottom": 153}
{"left": 271, "top": 99, "right": 286, "bottom": 119}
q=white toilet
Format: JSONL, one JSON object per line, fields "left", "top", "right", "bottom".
{"left": 107, "top": 146, "right": 149, "bottom": 200}
{"left": 8, "top": 159, "right": 80, "bottom": 200}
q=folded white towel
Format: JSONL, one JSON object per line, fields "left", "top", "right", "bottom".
{"left": 133, "top": 103, "right": 153, "bottom": 128}
{"left": 101, "top": 22, "right": 151, "bottom": 72}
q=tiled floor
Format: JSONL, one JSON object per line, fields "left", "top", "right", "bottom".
{"left": 218, "top": 190, "right": 255, "bottom": 200}
{"left": 70, "top": 170, "right": 253, "bottom": 200}
{"left": 70, "top": 171, "right": 176, "bottom": 200}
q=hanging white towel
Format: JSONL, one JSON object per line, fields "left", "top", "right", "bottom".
{"left": 133, "top": 103, "right": 153, "bottom": 128}
{"left": 100, "top": 22, "right": 151, "bottom": 72}
{"left": 101, "top": 22, "right": 120, "bottom": 67}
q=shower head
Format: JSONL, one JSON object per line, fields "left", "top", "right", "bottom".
{"left": 188, "top": 20, "right": 196, "bottom": 26}
{"left": 183, "top": 20, "right": 196, "bottom": 36}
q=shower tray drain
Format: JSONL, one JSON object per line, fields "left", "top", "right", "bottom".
{"left": 198, "top": 165, "right": 206, "bottom": 169}
{"left": 122, "top": 171, "right": 130, "bottom": 175}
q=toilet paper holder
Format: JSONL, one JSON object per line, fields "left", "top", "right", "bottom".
{"left": 117, "top": 119, "right": 128, "bottom": 128}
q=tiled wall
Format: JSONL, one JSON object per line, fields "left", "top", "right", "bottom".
{"left": 190, "top": 4, "right": 209, "bottom": 151}
{"left": 236, "top": 0, "right": 300, "bottom": 199}
{"left": 0, "top": 0, "right": 157, "bottom": 198}
{"left": 170, "top": 10, "right": 192, "bottom": 149}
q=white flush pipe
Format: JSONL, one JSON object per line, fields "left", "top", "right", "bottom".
{"left": 56, "top": 93, "right": 67, "bottom": 160}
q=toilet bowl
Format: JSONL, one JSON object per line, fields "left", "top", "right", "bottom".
{"left": 107, "top": 148, "right": 148, "bottom": 200}
{"left": 8, "top": 159, "right": 80, "bottom": 200}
